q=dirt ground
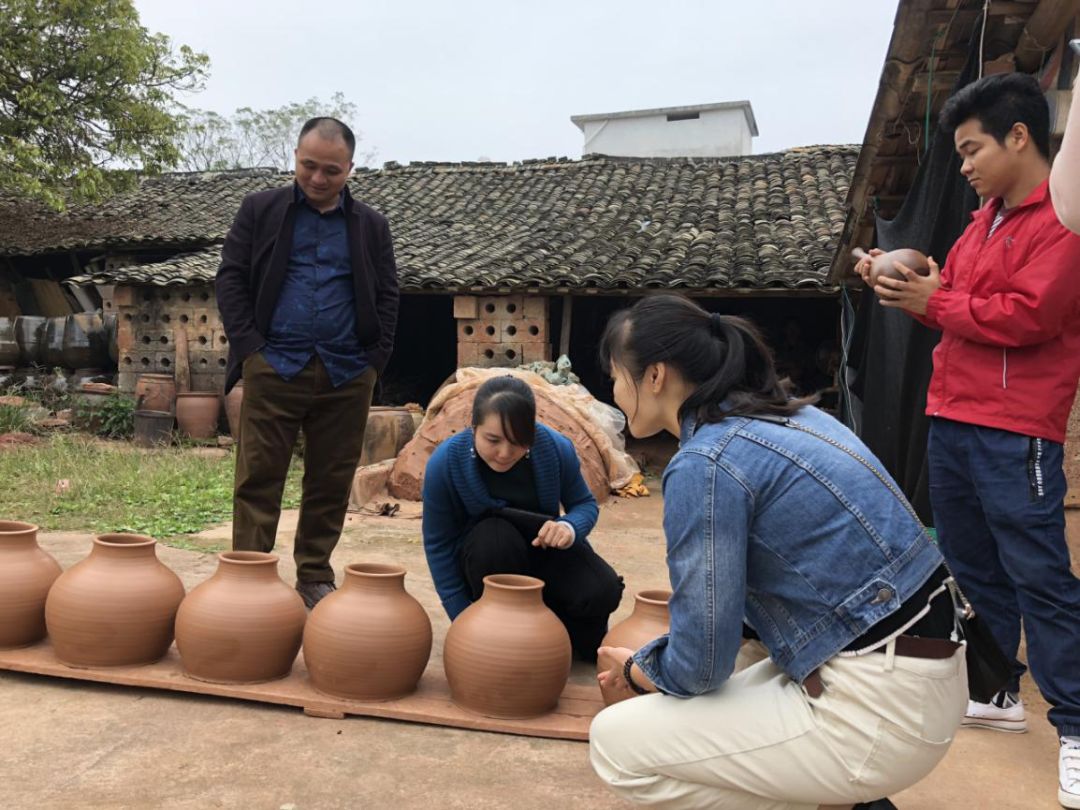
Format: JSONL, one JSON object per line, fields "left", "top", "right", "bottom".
{"left": 2, "top": 489, "right": 1078, "bottom": 809}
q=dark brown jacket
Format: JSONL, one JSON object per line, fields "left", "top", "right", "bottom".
{"left": 216, "top": 184, "right": 399, "bottom": 392}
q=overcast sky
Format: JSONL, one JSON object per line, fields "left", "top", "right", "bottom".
{"left": 134, "top": 0, "right": 898, "bottom": 165}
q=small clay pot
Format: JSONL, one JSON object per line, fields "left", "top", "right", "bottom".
{"left": 175, "top": 391, "right": 221, "bottom": 439}
{"left": 224, "top": 381, "right": 244, "bottom": 440}
{"left": 443, "top": 574, "right": 571, "bottom": 719}
{"left": 598, "top": 589, "right": 671, "bottom": 706}
{"left": 303, "top": 563, "right": 432, "bottom": 701}
{"left": 852, "top": 247, "right": 931, "bottom": 287}
{"left": 45, "top": 533, "right": 185, "bottom": 667}
{"left": 134, "top": 373, "right": 177, "bottom": 414}
{"left": 0, "top": 521, "right": 63, "bottom": 648}
{"left": 175, "top": 551, "right": 307, "bottom": 684}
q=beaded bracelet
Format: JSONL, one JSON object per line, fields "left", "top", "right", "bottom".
{"left": 622, "top": 655, "right": 651, "bottom": 696}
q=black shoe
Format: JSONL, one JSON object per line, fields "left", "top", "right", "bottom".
{"left": 296, "top": 580, "right": 336, "bottom": 609}
{"left": 854, "top": 800, "right": 898, "bottom": 810}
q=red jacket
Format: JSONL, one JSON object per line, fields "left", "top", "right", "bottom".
{"left": 916, "top": 179, "right": 1080, "bottom": 443}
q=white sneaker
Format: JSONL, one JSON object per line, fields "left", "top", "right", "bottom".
{"left": 1062, "top": 737, "right": 1080, "bottom": 809}
{"left": 962, "top": 690, "right": 1027, "bottom": 733}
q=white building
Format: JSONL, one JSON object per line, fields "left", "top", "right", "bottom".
{"left": 570, "top": 101, "right": 758, "bottom": 159}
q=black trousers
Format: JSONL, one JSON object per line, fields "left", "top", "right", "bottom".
{"left": 459, "top": 517, "right": 624, "bottom": 662}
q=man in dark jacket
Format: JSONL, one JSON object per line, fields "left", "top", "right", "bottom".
{"left": 216, "top": 117, "right": 399, "bottom": 608}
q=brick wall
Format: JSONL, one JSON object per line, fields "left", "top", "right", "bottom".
{"left": 114, "top": 283, "right": 228, "bottom": 393}
{"left": 454, "top": 294, "right": 551, "bottom": 368}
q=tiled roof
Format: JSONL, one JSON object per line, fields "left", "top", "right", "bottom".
{"left": 6, "top": 147, "right": 858, "bottom": 292}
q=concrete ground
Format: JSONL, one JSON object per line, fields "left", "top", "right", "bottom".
{"left": 2, "top": 492, "right": 1078, "bottom": 809}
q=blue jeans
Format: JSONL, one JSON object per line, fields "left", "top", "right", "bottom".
{"left": 928, "top": 417, "right": 1080, "bottom": 736}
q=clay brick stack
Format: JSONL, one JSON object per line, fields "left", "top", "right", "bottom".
{"left": 113, "top": 283, "right": 228, "bottom": 394}
{"left": 453, "top": 295, "right": 551, "bottom": 369}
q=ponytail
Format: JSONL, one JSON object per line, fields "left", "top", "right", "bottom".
{"left": 599, "top": 295, "right": 816, "bottom": 424}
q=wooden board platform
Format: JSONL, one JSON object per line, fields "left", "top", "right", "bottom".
{"left": 0, "top": 641, "right": 602, "bottom": 742}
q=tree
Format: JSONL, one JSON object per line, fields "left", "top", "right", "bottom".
{"left": 175, "top": 93, "right": 377, "bottom": 172}
{"left": 0, "top": 0, "right": 209, "bottom": 209}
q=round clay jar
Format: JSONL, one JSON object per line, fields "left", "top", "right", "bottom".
{"left": 597, "top": 589, "right": 671, "bottom": 706}
{"left": 0, "top": 521, "right": 62, "bottom": 648}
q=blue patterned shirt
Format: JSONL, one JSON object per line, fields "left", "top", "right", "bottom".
{"left": 262, "top": 187, "right": 369, "bottom": 387}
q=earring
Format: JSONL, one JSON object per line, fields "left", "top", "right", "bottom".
{"left": 525, "top": 450, "right": 531, "bottom": 459}
{"left": 469, "top": 445, "right": 477, "bottom": 459}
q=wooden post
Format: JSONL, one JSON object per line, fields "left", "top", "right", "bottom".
{"left": 174, "top": 324, "right": 191, "bottom": 393}
{"left": 558, "top": 295, "right": 573, "bottom": 360}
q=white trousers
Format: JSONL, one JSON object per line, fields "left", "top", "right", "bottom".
{"left": 589, "top": 641, "right": 967, "bottom": 809}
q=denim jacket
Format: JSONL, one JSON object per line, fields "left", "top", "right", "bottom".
{"left": 634, "top": 405, "right": 944, "bottom": 696}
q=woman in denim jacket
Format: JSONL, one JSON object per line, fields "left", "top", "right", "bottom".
{"left": 590, "top": 295, "right": 966, "bottom": 810}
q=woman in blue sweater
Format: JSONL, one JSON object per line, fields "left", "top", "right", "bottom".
{"left": 422, "top": 375, "right": 624, "bottom": 661}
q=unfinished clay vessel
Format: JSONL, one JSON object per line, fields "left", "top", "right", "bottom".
{"left": 852, "top": 247, "right": 931, "bottom": 287}
{"left": 443, "top": 574, "right": 571, "bottom": 719}
{"left": 598, "top": 589, "right": 672, "bottom": 706}
{"left": 0, "top": 521, "right": 62, "bottom": 648}
{"left": 175, "top": 391, "right": 221, "bottom": 439}
{"left": 45, "top": 533, "right": 185, "bottom": 667}
{"left": 134, "top": 373, "right": 177, "bottom": 414}
{"left": 175, "top": 551, "right": 306, "bottom": 683}
{"left": 303, "top": 563, "right": 432, "bottom": 700}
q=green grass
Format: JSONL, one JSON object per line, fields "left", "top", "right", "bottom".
{"left": 0, "top": 403, "right": 35, "bottom": 434}
{"left": 0, "top": 435, "right": 303, "bottom": 552}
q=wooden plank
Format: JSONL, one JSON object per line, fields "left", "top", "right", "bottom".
{"left": 558, "top": 295, "right": 573, "bottom": 359}
{"left": 0, "top": 641, "right": 601, "bottom": 742}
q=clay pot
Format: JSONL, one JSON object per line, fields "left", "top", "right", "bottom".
{"left": 360, "top": 406, "right": 418, "bottom": 466}
{"left": 45, "top": 533, "right": 185, "bottom": 667}
{"left": 175, "top": 391, "right": 221, "bottom": 439}
{"left": 134, "top": 373, "right": 177, "bottom": 414}
{"left": 175, "top": 551, "right": 307, "bottom": 683}
{"left": 0, "top": 318, "right": 19, "bottom": 367}
{"left": 303, "top": 563, "right": 432, "bottom": 701}
{"left": 852, "top": 247, "right": 931, "bottom": 286}
{"left": 40, "top": 317, "right": 66, "bottom": 368}
{"left": 14, "top": 316, "right": 45, "bottom": 366}
{"left": 443, "top": 574, "right": 571, "bottom": 719}
{"left": 224, "top": 381, "right": 244, "bottom": 440}
{"left": 598, "top": 589, "right": 672, "bottom": 706}
{"left": 62, "top": 312, "right": 109, "bottom": 369}
{"left": 0, "top": 521, "right": 63, "bottom": 648}
{"left": 133, "top": 410, "right": 174, "bottom": 447}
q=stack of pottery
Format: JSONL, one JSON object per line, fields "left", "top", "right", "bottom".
{"left": 597, "top": 589, "right": 672, "bottom": 706}
{"left": 45, "top": 533, "right": 185, "bottom": 667}
{"left": 0, "top": 318, "right": 19, "bottom": 367}
{"left": 175, "top": 392, "right": 221, "bottom": 439}
{"left": 175, "top": 551, "right": 307, "bottom": 683}
{"left": 443, "top": 574, "right": 571, "bottom": 718}
{"left": 303, "top": 563, "right": 432, "bottom": 700}
{"left": 0, "top": 521, "right": 62, "bottom": 648}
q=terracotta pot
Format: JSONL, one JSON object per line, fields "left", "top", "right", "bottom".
{"left": 0, "top": 318, "right": 19, "bottom": 367}
{"left": 14, "top": 316, "right": 45, "bottom": 366}
{"left": 175, "top": 551, "right": 307, "bottom": 683}
{"left": 45, "top": 533, "right": 185, "bottom": 667}
{"left": 0, "top": 521, "right": 63, "bottom": 648}
{"left": 598, "top": 589, "right": 671, "bottom": 706}
{"left": 134, "top": 373, "right": 177, "bottom": 414}
{"left": 224, "top": 381, "right": 244, "bottom": 440}
{"left": 41, "top": 317, "right": 65, "bottom": 368}
{"left": 852, "top": 247, "right": 931, "bottom": 286}
{"left": 175, "top": 391, "right": 221, "bottom": 439}
{"left": 303, "top": 563, "right": 432, "bottom": 701}
{"left": 360, "top": 406, "right": 418, "bottom": 466}
{"left": 443, "top": 574, "right": 571, "bottom": 719}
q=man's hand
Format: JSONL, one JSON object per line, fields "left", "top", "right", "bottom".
{"left": 532, "top": 520, "right": 574, "bottom": 549}
{"left": 875, "top": 256, "right": 942, "bottom": 316}
{"left": 853, "top": 247, "right": 884, "bottom": 285}
{"left": 597, "top": 645, "right": 637, "bottom": 705}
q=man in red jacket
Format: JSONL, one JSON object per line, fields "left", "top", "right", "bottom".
{"left": 857, "top": 73, "right": 1080, "bottom": 809}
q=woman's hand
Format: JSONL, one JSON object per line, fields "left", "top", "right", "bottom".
{"left": 532, "top": 520, "right": 574, "bottom": 549}
{"left": 853, "top": 247, "right": 884, "bottom": 285}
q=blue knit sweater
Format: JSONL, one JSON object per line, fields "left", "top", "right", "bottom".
{"left": 422, "top": 423, "right": 600, "bottom": 618}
